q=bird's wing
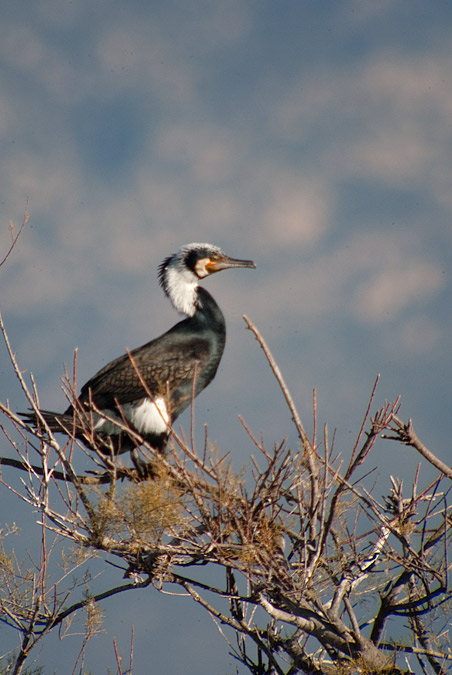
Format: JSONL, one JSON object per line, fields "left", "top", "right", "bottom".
{"left": 78, "top": 334, "right": 212, "bottom": 409}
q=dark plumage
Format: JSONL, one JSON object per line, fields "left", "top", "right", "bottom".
{"left": 22, "top": 243, "right": 255, "bottom": 473}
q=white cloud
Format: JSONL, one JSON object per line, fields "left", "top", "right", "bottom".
{"left": 155, "top": 124, "right": 240, "bottom": 183}
{"left": 248, "top": 228, "right": 444, "bottom": 333}
{"left": 0, "top": 23, "right": 92, "bottom": 105}
{"left": 352, "top": 262, "right": 443, "bottom": 323}
{"left": 273, "top": 50, "right": 452, "bottom": 189}
{"left": 96, "top": 24, "right": 195, "bottom": 101}
{"left": 0, "top": 4, "right": 449, "bottom": 370}
{"left": 348, "top": 128, "right": 430, "bottom": 181}
{"left": 96, "top": 28, "right": 141, "bottom": 74}
{"left": 1, "top": 24, "right": 45, "bottom": 71}
{"left": 259, "top": 173, "right": 331, "bottom": 248}
{"left": 3, "top": 152, "right": 81, "bottom": 212}
{"left": 392, "top": 315, "right": 442, "bottom": 355}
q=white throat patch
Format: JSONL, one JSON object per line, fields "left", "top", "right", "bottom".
{"left": 165, "top": 264, "right": 198, "bottom": 316}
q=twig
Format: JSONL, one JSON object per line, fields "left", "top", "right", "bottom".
{"left": 384, "top": 416, "right": 452, "bottom": 480}
{"left": 243, "top": 316, "right": 309, "bottom": 446}
{"left": 243, "top": 315, "right": 320, "bottom": 547}
{"left": 349, "top": 374, "right": 381, "bottom": 468}
{"left": 0, "top": 205, "right": 29, "bottom": 268}
{"left": 0, "top": 455, "right": 133, "bottom": 484}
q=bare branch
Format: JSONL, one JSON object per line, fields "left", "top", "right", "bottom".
{"left": 1, "top": 304, "right": 450, "bottom": 674}
{"left": 384, "top": 415, "right": 452, "bottom": 480}
{"left": 0, "top": 205, "right": 29, "bottom": 268}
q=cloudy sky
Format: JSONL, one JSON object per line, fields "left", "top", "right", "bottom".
{"left": 1, "top": 1, "right": 451, "bottom": 672}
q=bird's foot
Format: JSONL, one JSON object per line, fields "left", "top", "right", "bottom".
{"left": 131, "top": 448, "right": 156, "bottom": 481}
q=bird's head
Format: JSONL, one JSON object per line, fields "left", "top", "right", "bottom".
{"left": 159, "top": 243, "right": 256, "bottom": 316}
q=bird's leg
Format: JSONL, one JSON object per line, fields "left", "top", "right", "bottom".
{"left": 96, "top": 436, "right": 119, "bottom": 475}
{"left": 131, "top": 446, "right": 155, "bottom": 480}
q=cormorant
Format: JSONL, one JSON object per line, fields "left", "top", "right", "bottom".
{"left": 23, "top": 243, "right": 255, "bottom": 473}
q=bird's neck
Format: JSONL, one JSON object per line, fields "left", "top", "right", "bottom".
{"left": 165, "top": 287, "right": 226, "bottom": 348}
{"left": 163, "top": 269, "right": 226, "bottom": 331}
{"left": 192, "top": 287, "right": 225, "bottom": 332}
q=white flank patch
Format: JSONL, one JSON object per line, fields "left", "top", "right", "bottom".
{"left": 131, "top": 397, "right": 170, "bottom": 435}
{"left": 94, "top": 417, "right": 106, "bottom": 430}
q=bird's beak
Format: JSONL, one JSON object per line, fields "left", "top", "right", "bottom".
{"left": 207, "top": 256, "right": 256, "bottom": 274}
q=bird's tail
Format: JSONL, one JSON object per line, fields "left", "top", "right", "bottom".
{"left": 19, "top": 409, "right": 82, "bottom": 435}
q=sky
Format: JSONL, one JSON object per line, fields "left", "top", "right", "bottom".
{"left": 1, "top": 1, "right": 452, "bottom": 673}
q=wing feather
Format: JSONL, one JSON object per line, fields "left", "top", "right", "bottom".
{"left": 78, "top": 335, "right": 212, "bottom": 410}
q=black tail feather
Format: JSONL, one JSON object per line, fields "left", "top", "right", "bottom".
{"left": 19, "top": 409, "right": 77, "bottom": 434}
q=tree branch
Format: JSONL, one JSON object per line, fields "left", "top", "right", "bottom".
{"left": 384, "top": 415, "right": 452, "bottom": 480}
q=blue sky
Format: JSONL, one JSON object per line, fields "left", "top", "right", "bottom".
{"left": 1, "top": 1, "right": 452, "bottom": 672}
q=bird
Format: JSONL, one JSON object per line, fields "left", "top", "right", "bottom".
{"left": 22, "top": 243, "right": 255, "bottom": 475}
